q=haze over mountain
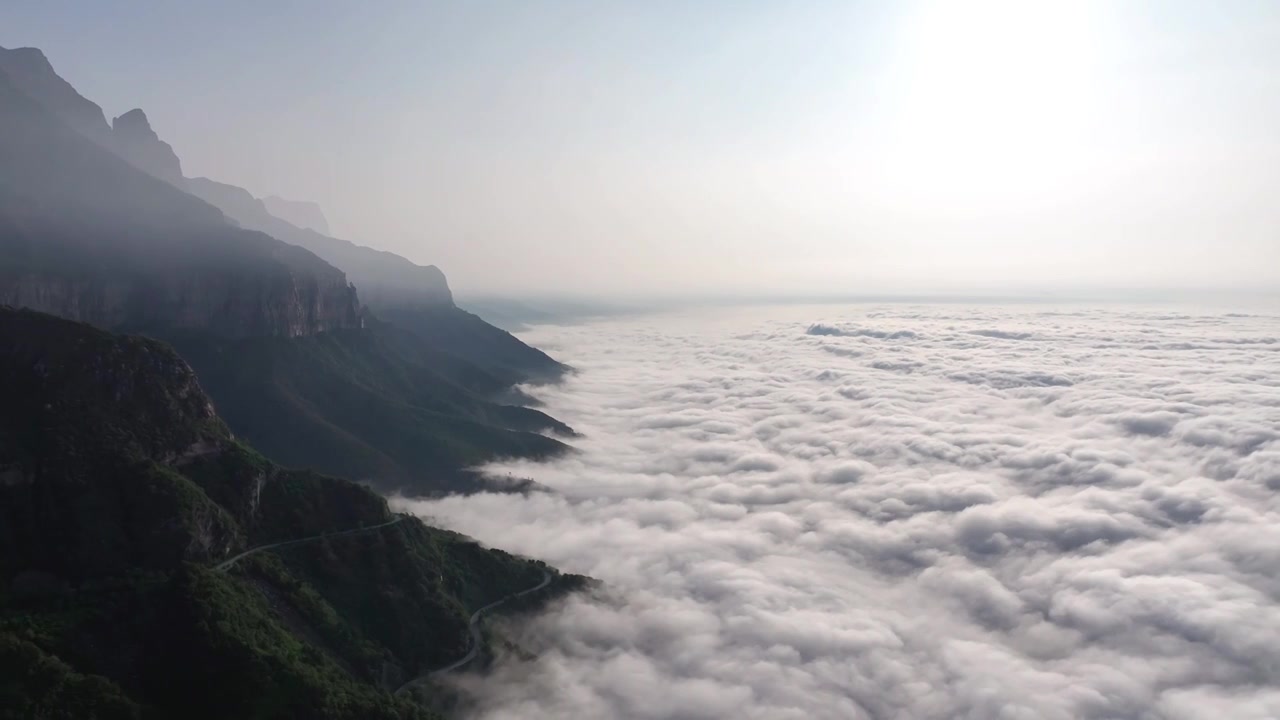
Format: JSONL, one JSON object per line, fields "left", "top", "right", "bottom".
{"left": 0, "top": 40, "right": 592, "bottom": 720}
{"left": 0, "top": 50, "right": 362, "bottom": 338}
{"left": 3, "top": 1, "right": 1277, "bottom": 298}
{"left": 262, "top": 195, "right": 331, "bottom": 235}
{"left": 0, "top": 307, "right": 585, "bottom": 718}
{"left": 0, "top": 44, "right": 571, "bottom": 494}
{"left": 1, "top": 4, "right": 1278, "bottom": 719}
{"left": 407, "top": 302, "right": 1280, "bottom": 720}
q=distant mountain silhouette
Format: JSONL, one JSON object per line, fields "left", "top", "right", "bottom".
{"left": 4, "top": 42, "right": 565, "bottom": 382}
{"left": 263, "top": 194, "right": 330, "bottom": 234}
{"left": 0, "top": 46, "right": 593, "bottom": 715}
{"left": 181, "top": 168, "right": 565, "bottom": 386}
{"left": 0, "top": 46, "right": 113, "bottom": 146}
{"left": 0, "top": 44, "right": 571, "bottom": 492}
{"left": 0, "top": 62, "right": 361, "bottom": 338}
{"left": 185, "top": 177, "right": 455, "bottom": 307}
{"left": 0, "top": 47, "right": 185, "bottom": 189}
{"left": 111, "top": 107, "right": 185, "bottom": 186}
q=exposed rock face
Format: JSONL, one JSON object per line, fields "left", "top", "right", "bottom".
{"left": 0, "top": 269, "right": 361, "bottom": 339}
{"left": 0, "top": 306, "right": 241, "bottom": 580}
{"left": 0, "top": 46, "right": 455, "bottom": 322}
{"left": 0, "top": 63, "right": 363, "bottom": 339}
{"left": 263, "top": 195, "right": 331, "bottom": 234}
{"left": 186, "top": 176, "right": 271, "bottom": 225}
{"left": 0, "top": 47, "right": 182, "bottom": 188}
{"left": 186, "top": 177, "right": 456, "bottom": 307}
{"left": 0, "top": 46, "right": 112, "bottom": 146}
{"left": 0, "top": 307, "right": 228, "bottom": 455}
{"left": 111, "top": 108, "right": 184, "bottom": 186}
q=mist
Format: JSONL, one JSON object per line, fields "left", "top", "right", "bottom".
{"left": 399, "top": 303, "right": 1280, "bottom": 719}
{"left": 5, "top": 3, "right": 1279, "bottom": 717}
{"left": 4, "top": 1, "right": 1278, "bottom": 299}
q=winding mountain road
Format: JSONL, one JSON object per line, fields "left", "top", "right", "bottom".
{"left": 215, "top": 515, "right": 406, "bottom": 572}
{"left": 395, "top": 569, "right": 553, "bottom": 696}
{"left": 215, "top": 514, "right": 552, "bottom": 696}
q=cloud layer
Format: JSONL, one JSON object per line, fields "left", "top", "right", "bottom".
{"left": 398, "top": 303, "right": 1280, "bottom": 720}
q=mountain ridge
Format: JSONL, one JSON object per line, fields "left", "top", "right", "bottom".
{"left": 184, "top": 177, "right": 456, "bottom": 308}
{"left": 0, "top": 45, "right": 574, "bottom": 494}
{"left": 0, "top": 63, "right": 363, "bottom": 339}
{"left": 263, "top": 194, "right": 331, "bottom": 234}
{"left": 0, "top": 307, "right": 588, "bottom": 718}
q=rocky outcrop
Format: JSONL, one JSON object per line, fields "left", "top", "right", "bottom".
{"left": 186, "top": 177, "right": 455, "bottom": 307}
{"left": 186, "top": 176, "right": 271, "bottom": 224}
{"left": 0, "top": 47, "right": 183, "bottom": 187}
{"left": 0, "top": 269, "right": 360, "bottom": 339}
{"left": 0, "top": 307, "right": 229, "bottom": 457}
{"left": 111, "top": 108, "right": 184, "bottom": 186}
{"left": 263, "top": 195, "right": 330, "bottom": 234}
{"left": 0, "top": 44, "right": 560, "bottom": 380}
{"left": 0, "top": 46, "right": 112, "bottom": 146}
{"left": 0, "top": 61, "right": 364, "bottom": 339}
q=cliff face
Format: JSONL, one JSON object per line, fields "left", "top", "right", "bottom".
{"left": 263, "top": 195, "right": 330, "bottom": 234}
{"left": 0, "top": 46, "right": 112, "bottom": 146}
{"left": 0, "top": 62, "right": 363, "bottom": 339}
{"left": 0, "top": 308, "right": 586, "bottom": 719}
{"left": 0, "top": 307, "right": 229, "bottom": 471}
{"left": 0, "top": 48, "right": 183, "bottom": 188}
{"left": 0, "top": 268, "right": 360, "bottom": 339}
{"left": 185, "top": 177, "right": 456, "bottom": 307}
{"left": 181, "top": 177, "right": 565, "bottom": 380}
{"left": 0, "top": 307, "right": 239, "bottom": 579}
{"left": 0, "top": 44, "right": 560, "bottom": 377}
{"left": 111, "top": 108, "right": 184, "bottom": 186}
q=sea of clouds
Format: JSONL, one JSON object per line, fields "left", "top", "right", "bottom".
{"left": 398, "top": 303, "right": 1280, "bottom": 720}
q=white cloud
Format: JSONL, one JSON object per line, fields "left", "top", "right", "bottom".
{"left": 396, "top": 303, "right": 1280, "bottom": 719}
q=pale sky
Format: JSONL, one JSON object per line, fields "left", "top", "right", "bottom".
{"left": 3, "top": 1, "right": 1278, "bottom": 299}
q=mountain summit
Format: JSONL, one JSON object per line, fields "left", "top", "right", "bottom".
{"left": 0, "top": 45, "right": 571, "bottom": 494}
{"left": 0, "top": 64, "right": 362, "bottom": 338}
{"left": 111, "top": 108, "right": 185, "bottom": 186}
{"left": 0, "top": 46, "right": 112, "bottom": 146}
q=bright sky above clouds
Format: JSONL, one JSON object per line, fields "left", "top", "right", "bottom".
{"left": 4, "top": 1, "right": 1278, "bottom": 298}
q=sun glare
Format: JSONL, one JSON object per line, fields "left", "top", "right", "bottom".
{"left": 880, "top": 0, "right": 1111, "bottom": 207}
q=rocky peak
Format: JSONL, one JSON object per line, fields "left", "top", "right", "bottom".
{"left": 111, "top": 107, "right": 185, "bottom": 186}
{"left": 112, "top": 108, "right": 160, "bottom": 141}
{"left": 0, "top": 69, "right": 364, "bottom": 340}
{"left": 0, "top": 45, "right": 112, "bottom": 145}
{"left": 0, "top": 48, "right": 184, "bottom": 187}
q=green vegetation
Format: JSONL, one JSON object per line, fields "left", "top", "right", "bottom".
{"left": 161, "top": 322, "right": 573, "bottom": 496}
{"left": 1, "top": 56, "right": 574, "bottom": 499}
{"left": 0, "top": 54, "right": 590, "bottom": 716}
{"left": 0, "top": 308, "right": 588, "bottom": 719}
{"left": 0, "top": 631, "right": 140, "bottom": 720}
{"left": 376, "top": 304, "right": 565, "bottom": 386}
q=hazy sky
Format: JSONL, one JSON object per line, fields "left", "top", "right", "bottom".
{"left": 3, "top": 1, "right": 1278, "bottom": 299}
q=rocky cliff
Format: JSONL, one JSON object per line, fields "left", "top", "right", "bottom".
{"left": 0, "top": 47, "right": 183, "bottom": 188}
{"left": 111, "top": 108, "right": 185, "bottom": 186}
{"left": 0, "top": 46, "right": 112, "bottom": 146}
{"left": 0, "top": 307, "right": 586, "bottom": 719}
{"left": 0, "top": 264, "right": 361, "bottom": 339}
{"left": 0, "top": 61, "right": 363, "bottom": 339}
{"left": 263, "top": 194, "right": 331, "bottom": 234}
{"left": 0, "top": 43, "right": 565, "bottom": 379}
{"left": 185, "top": 177, "right": 456, "bottom": 307}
